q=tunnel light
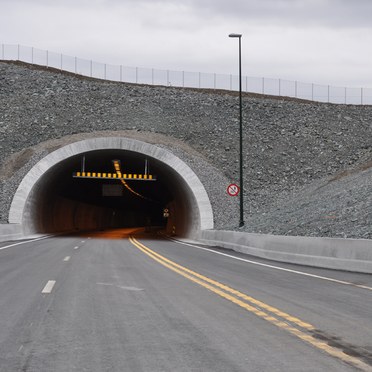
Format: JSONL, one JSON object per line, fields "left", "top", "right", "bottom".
{"left": 112, "top": 161, "right": 149, "bottom": 201}
{"left": 72, "top": 172, "right": 156, "bottom": 180}
{"left": 73, "top": 159, "right": 157, "bottom": 181}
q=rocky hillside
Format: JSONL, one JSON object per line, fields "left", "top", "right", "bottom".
{"left": 0, "top": 61, "right": 371, "bottom": 238}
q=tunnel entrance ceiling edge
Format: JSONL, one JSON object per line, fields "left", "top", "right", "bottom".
{"left": 8, "top": 137, "right": 214, "bottom": 232}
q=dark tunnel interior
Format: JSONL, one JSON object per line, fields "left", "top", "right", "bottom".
{"left": 23, "top": 149, "right": 197, "bottom": 236}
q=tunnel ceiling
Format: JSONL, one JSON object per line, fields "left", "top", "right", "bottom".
{"left": 56, "top": 149, "right": 172, "bottom": 210}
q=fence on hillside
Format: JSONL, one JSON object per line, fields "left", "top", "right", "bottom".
{"left": 1, "top": 44, "right": 371, "bottom": 105}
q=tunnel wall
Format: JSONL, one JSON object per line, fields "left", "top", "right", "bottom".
{"left": 24, "top": 194, "right": 114, "bottom": 234}
{"left": 9, "top": 137, "right": 214, "bottom": 237}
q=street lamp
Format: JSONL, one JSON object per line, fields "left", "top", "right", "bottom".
{"left": 229, "top": 33, "right": 244, "bottom": 227}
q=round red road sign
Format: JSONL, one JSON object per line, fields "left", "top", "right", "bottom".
{"left": 227, "top": 183, "right": 240, "bottom": 196}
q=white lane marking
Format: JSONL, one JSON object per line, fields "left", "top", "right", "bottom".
{"left": 42, "top": 280, "right": 56, "bottom": 294}
{"left": 96, "top": 282, "right": 144, "bottom": 291}
{"left": 74, "top": 246, "right": 79, "bottom": 250}
{"left": 169, "top": 238, "right": 372, "bottom": 291}
{"left": 63, "top": 256, "right": 71, "bottom": 262}
{"left": 0, "top": 236, "right": 50, "bottom": 251}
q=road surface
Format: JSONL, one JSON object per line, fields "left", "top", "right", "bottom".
{"left": 0, "top": 229, "right": 371, "bottom": 371}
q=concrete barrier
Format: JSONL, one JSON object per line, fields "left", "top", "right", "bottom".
{"left": 0, "top": 224, "right": 23, "bottom": 242}
{"left": 198, "top": 230, "right": 372, "bottom": 274}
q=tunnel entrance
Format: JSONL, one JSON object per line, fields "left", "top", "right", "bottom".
{"left": 9, "top": 138, "right": 214, "bottom": 237}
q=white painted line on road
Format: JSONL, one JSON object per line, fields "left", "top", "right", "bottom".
{"left": 41, "top": 280, "right": 56, "bottom": 294}
{"left": 74, "top": 246, "right": 79, "bottom": 250}
{"left": 170, "top": 238, "right": 372, "bottom": 291}
{"left": 97, "top": 282, "right": 144, "bottom": 291}
{"left": 63, "top": 256, "right": 71, "bottom": 262}
{"left": 0, "top": 236, "right": 50, "bottom": 251}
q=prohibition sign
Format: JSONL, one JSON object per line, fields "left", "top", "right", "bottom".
{"left": 227, "top": 183, "right": 240, "bottom": 196}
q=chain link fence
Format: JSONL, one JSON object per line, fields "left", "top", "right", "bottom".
{"left": 1, "top": 44, "right": 371, "bottom": 105}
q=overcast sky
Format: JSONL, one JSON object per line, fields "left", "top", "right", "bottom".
{"left": 1, "top": 0, "right": 372, "bottom": 87}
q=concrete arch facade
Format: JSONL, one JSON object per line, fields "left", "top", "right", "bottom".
{"left": 9, "top": 137, "right": 214, "bottom": 236}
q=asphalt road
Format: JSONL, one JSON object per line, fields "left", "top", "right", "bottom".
{"left": 0, "top": 229, "right": 371, "bottom": 371}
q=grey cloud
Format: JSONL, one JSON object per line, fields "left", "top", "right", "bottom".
{"left": 4, "top": 0, "right": 371, "bottom": 28}
{"left": 186, "top": 0, "right": 372, "bottom": 29}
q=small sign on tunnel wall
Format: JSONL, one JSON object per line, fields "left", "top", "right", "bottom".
{"left": 102, "top": 184, "right": 123, "bottom": 197}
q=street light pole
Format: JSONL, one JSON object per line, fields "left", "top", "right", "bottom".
{"left": 229, "top": 33, "right": 244, "bottom": 227}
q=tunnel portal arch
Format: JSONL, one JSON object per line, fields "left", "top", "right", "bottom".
{"left": 9, "top": 137, "right": 214, "bottom": 237}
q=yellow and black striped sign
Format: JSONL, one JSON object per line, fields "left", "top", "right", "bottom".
{"left": 73, "top": 172, "right": 156, "bottom": 180}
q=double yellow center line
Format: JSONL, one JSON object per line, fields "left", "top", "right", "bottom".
{"left": 129, "top": 236, "right": 371, "bottom": 371}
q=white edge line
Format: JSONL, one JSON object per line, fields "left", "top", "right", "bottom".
{"left": 41, "top": 280, "right": 56, "bottom": 294}
{"left": 168, "top": 238, "right": 372, "bottom": 292}
{"left": 63, "top": 256, "right": 71, "bottom": 262}
{"left": 0, "top": 235, "right": 50, "bottom": 251}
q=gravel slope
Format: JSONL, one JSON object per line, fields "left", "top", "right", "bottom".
{"left": 0, "top": 61, "right": 371, "bottom": 238}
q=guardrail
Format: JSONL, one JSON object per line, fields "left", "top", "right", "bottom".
{"left": 1, "top": 44, "right": 371, "bottom": 105}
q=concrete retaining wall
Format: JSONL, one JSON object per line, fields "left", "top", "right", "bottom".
{"left": 0, "top": 224, "right": 23, "bottom": 242}
{"left": 198, "top": 229, "right": 372, "bottom": 274}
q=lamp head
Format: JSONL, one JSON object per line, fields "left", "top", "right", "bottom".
{"left": 229, "top": 33, "right": 242, "bottom": 38}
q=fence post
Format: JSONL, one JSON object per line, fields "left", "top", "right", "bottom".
{"left": 74, "top": 56, "right": 77, "bottom": 74}
{"left": 262, "top": 77, "right": 265, "bottom": 95}
{"left": 46, "top": 50, "right": 49, "bottom": 68}
{"left": 361, "top": 87, "right": 363, "bottom": 105}
{"left": 17, "top": 44, "right": 20, "bottom": 60}
{"left": 182, "top": 71, "right": 185, "bottom": 87}
{"left": 60, "top": 53, "right": 63, "bottom": 71}
{"left": 311, "top": 83, "right": 314, "bottom": 101}
{"left": 104, "top": 64, "right": 107, "bottom": 79}
{"left": 245, "top": 76, "right": 248, "bottom": 92}
{"left": 327, "top": 85, "right": 330, "bottom": 103}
